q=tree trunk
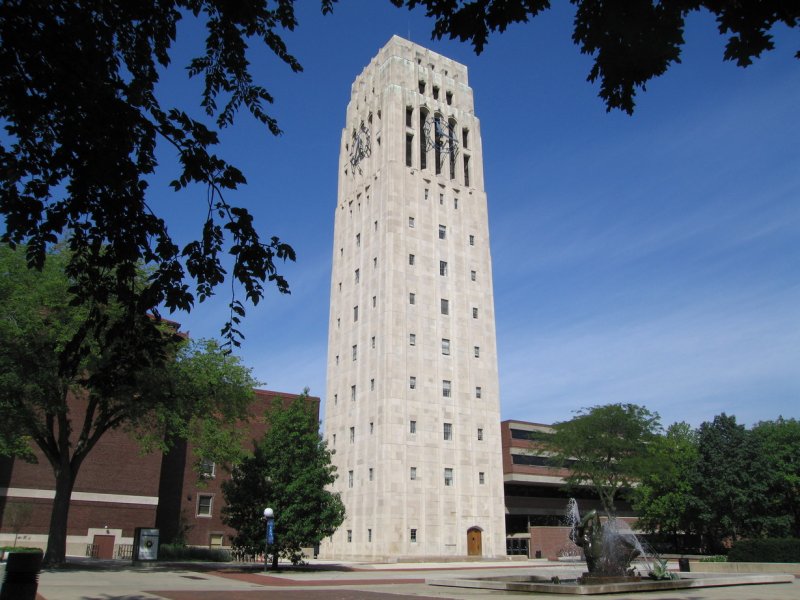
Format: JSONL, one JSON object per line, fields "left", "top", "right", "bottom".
{"left": 43, "top": 463, "right": 76, "bottom": 567}
{"left": 271, "top": 551, "right": 278, "bottom": 570}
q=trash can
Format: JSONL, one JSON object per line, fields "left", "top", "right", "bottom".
{"left": 678, "top": 557, "right": 690, "bottom": 572}
{"left": 1, "top": 550, "right": 43, "bottom": 600}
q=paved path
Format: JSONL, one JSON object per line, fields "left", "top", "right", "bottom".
{"left": 14, "top": 558, "right": 798, "bottom": 600}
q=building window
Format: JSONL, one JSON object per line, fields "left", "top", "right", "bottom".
{"left": 471, "top": 270, "right": 476, "bottom": 281}
{"left": 418, "top": 80, "right": 425, "bottom": 94}
{"left": 200, "top": 459, "right": 216, "bottom": 479}
{"left": 477, "top": 427, "right": 484, "bottom": 441}
{"left": 446, "top": 91, "right": 453, "bottom": 105}
{"left": 347, "top": 529, "right": 352, "bottom": 542}
{"left": 338, "top": 282, "right": 341, "bottom": 292}
{"left": 410, "top": 467, "right": 417, "bottom": 480}
{"left": 469, "top": 234, "right": 475, "bottom": 246}
{"left": 369, "top": 467, "right": 374, "bottom": 481}
{"left": 354, "top": 305, "right": 358, "bottom": 321}
{"left": 433, "top": 85, "right": 439, "bottom": 100}
{"left": 439, "top": 193, "right": 444, "bottom": 205}
{"left": 408, "top": 216, "right": 415, "bottom": 228}
{"left": 409, "top": 254, "right": 415, "bottom": 266}
{"left": 424, "top": 188, "right": 429, "bottom": 200}
{"left": 370, "top": 378, "right": 375, "bottom": 391}
{"left": 354, "top": 268, "right": 359, "bottom": 283}
{"left": 464, "top": 155, "right": 470, "bottom": 187}
{"left": 405, "top": 133, "right": 413, "bottom": 167}
{"left": 352, "top": 344, "right": 357, "bottom": 361}
{"left": 410, "top": 528, "right": 417, "bottom": 542}
{"left": 348, "top": 470, "right": 354, "bottom": 488}
{"left": 443, "top": 422, "right": 452, "bottom": 441}
{"left": 371, "top": 335, "right": 376, "bottom": 348}
{"left": 439, "top": 261, "right": 447, "bottom": 276}
{"left": 368, "top": 528, "right": 372, "bottom": 542}
{"left": 462, "top": 128, "right": 469, "bottom": 148}
{"left": 370, "top": 421, "right": 374, "bottom": 433}
{"left": 474, "top": 346, "right": 480, "bottom": 358}
{"left": 479, "top": 472, "right": 485, "bottom": 485}
{"left": 409, "top": 333, "right": 416, "bottom": 345}
{"left": 444, "top": 468, "right": 454, "bottom": 486}
{"left": 441, "top": 338, "right": 450, "bottom": 355}
{"left": 374, "top": 219, "right": 378, "bottom": 231}
{"left": 410, "top": 376, "right": 416, "bottom": 389}
{"left": 356, "top": 233, "right": 360, "bottom": 247}
{"left": 476, "top": 386, "right": 482, "bottom": 398}
{"left": 473, "top": 307, "right": 478, "bottom": 319}
{"left": 409, "top": 292, "right": 415, "bottom": 305}
{"left": 332, "top": 433, "right": 336, "bottom": 445}
{"left": 210, "top": 533, "right": 224, "bottom": 547}
{"left": 454, "top": 197, "right": 459, "bottom": 209}
{"left": 442, "top": 380, "right": 451, "bottom": 397}
{"left": 410, "top": 420, "right": 417, "bottom": 434}
{"left": 197, "top": 494, "right": 213, "bottom": 517}
{"left": 441, "top": 298, "right": 449, "bottom": 315}
{"left": 335, "top": 354, "right": 339, "bottom": 365}
{"left": 337, "top": 317, "right": 340, "bottom": 329}
{"left": 439, "top": 224, "right": 446, "bottom": 239}
{"left": 350, "top": 426, "right": 355, "bottom": 442}
{"left": 351, "top": 385, "right": 356, "bottom": 401}
{"left": 334, "top": 393, "right": 338, "bottom": 406}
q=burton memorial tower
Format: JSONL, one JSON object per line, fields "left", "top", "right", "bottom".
{"left": 321, "top": 36, "right": 506, "bottom": 559}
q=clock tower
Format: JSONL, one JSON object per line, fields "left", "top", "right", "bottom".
{"left": 320, "top": 36, "right": 506, "bottom": 559}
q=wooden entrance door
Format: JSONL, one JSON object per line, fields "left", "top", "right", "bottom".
{"left": 93, "top": 534, "right": 115, "bottom": 559}
{"left": 467, "top": 528, "right": 482, "bottom": 556}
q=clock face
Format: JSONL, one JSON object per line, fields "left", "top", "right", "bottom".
{"left": 349, "top": 122, "right": 371, "bottom": 171}
{"left": 423, "top": 114, "right": 458, "bottom": 157}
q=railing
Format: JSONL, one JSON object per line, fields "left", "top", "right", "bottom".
{"left": 85, "top": 543, "right": 99, "bottom": 558}
{"left": 115, "top": 544, "right": 133, "bottom": 560}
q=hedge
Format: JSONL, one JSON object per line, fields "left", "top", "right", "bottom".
{"left": 157, "top": 544, "right": 232, "bottom": 562}
{"left": 728, "top": 538, "right": 800, "bottom": 563}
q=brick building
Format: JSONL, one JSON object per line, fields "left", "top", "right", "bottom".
{"left": 0, "top": 389, "right": 318, "bottom": 558}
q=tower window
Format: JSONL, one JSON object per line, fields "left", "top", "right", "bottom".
{"left": 410, "top": 528, "right": 417, "bottom": 542}
{"left": 410, "top": 376, "right": 416, "bottom": 389}
{"left": 356, "top": 233, "right": 360, "bottom": 247}
{"left": 409, "top": 292, "right": 416, "bottom": 305}
{"left": 464, "top": 155, "right": 470, "bottom": 187}
{"left": 454, "top": 197, "right": 459, "bottom": 209}
{"left": 409, "top": 254, "right": 415, "bottom": 266}
{"left": 373, "top": 257, "right": 377, "bottom": 268}
{"left": 439, "top": 224, "right": 446, "bottom": 239}
{"left": 406, "top": 133, "right": 413, "bottom": 167}
{"left": 374, "top": 220, "right": 378, "bottom": 231}
{"left": 410, "top": 420, "right": 416, "bottom": 433}
{"left": 354, "top": 305, "right": 358, "bottom": 321}
{"left": 419, "top": 108, "right": 428, "bottom": 169}
{"left": 469, "top": 234, "right": 475, "bottom": 246}
{"left": 351, "top": 385, "right": 356, "bottom": 401}
{"left": 418, "top": 80, "right": 425, "bottom": 94}
{"left": 441, "top": 338, "right": 450, "bottom": 355}
{"left": 433, "top": 85, "right": 439, "bottom": 100}
{"left": 406, "top": 106, "right": 413, "bottom": 128}
{"left": 476, "top": 386, "right": 482, "bottom": 398}
{"left": 439, "top": 261, "right": 448, "bottom": 276}
{"left": 479, "top": 472, "right": 485, "bottom": 485}
{"left": 478, "top": 428, "right": 484, "bottom": 441}
{"left": 369, "top": 468, "right": 373, "bottom": 481}
{"left": 354, "top": 268, "right": 359, "bottom": 283}
{"left": 368, "top": 528, "right": 372, "bottom": 541}
{"left": 348, "top": 470, "right": 353, "bottom": 488}
{"left": 462, "top": 128, "right": 469, "bottom": 148}
{"left": 443, "top": 422, "right": 452, "bottom": 440}
{"left": 446, "top": 91, "right": 453, "bottom": 105}
{"left": 444, "top": 468, "right": 454, "bottom": 486}
{"left": 439, "top": 193, "right": 444, "bottom": 205}
{"left": 471, "top": 270, "right": 476, "bottom": 281}
{"left": 350, "top": 426, "right": 355, "bottom": 442}
{"left": 333, "top": 433, "right": 336, "bottom": 445}
{"left": 474, "top": 346, "right": 480, "bottom": 358}
{"left": 424, "top": 188, "right": 429, "bottom": 200}
{"left": 410, "top": 467, "right": 417, "bottom": 480}
{"left": 347, "top": 530, "right": 352, "bottom": 542}
{"left": 473, "top": 307, "right": 478, "bottom": 319}
{"left": 335, "top": 355, "right": 339, "bottom": 365}
{"left": 371, "top": 335, "right": 375, "bottom": 348}
{"left": 370, "top": 421, "right": 374, "bottom": 433}
{"left": 408, "top": 216, "right": 415, "bottom": 228}
{"left": 370, "top": 378, "right": 375, "bottom": 390}
{"left": 442, "top": 380, "right": 451, "bottom": 397}
{"left": 441, "top": 298, "right": 449, "bottom": 315}
{"left": 409, "top": 333, "right": 416, "bottom": 345}
{"left": 334, "top": 393, "right": 338, "bottom": 405}
{"left": 372, "top": 295, "right": 376, "bottom": 307}
{"left": 352, "top": 344, "right": 357, "bottom": 361}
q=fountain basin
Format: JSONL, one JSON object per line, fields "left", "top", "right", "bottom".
{"left": 427, "top": 572, "right": 794, "bottom": 595}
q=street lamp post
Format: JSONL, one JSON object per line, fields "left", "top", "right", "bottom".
{"left": 263, "top": 507, "right": 274, "bottom": 572}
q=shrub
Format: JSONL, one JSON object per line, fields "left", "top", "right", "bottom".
{"left": 0, "top": 547, "right": 42, "bottom": 553}
{"left": 699, "top": 555, "right": 727, "bottom": 562}
{"left": 157, "top": 543, "right": 232, "bottom": 562}
{"left": 728, "top": 539, "right": 800, "bottom": 563}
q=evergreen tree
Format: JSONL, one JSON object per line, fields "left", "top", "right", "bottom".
{"left": 222, "top": 395, "right": 345, "bottom": 566}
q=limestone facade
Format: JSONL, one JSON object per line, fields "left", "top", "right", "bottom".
{"left": 321, "top": 36, "right": 506, "bottom": 559}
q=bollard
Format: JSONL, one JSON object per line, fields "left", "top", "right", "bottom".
{"left": 1, "top": 551, "right": 43, "bottom": 600}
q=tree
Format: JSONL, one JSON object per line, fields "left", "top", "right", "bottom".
{"left": 222, "top": 395, "right": 345, "bottom": 567}
{"left": 0, "top": 1, "right": 329, "bottom": 349}
{"left": 0, "top": 245, "right": 259, "bottom": 565}
{"left": 749, "top": 417, "right": 800, "bottom": 538}
{"left": 632, "top": 421, "right": 702, "bottom": 546}
{"left": 546, "top": 403, "right": 662, "bottom": 516}
{"left": 693, "top": 413, "right": 766, "bottom": 551}
{"left": 393, "top": 0, "right": 799, "bottom": 114}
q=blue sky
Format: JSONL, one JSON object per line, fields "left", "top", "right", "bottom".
{"left": 152, "top": 2, "right": 799, "bottom": 429}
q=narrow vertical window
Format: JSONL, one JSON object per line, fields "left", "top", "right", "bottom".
{"left": 334, "top": 393, "right": 338, "bottom": 405}
{"left": 374, "top": 220, "right": 378, "bottom": 231}
{"left": 409, "top": 333, "right": 416, "bottom": 345}
{"left": 373, "top": 257, "right": 377, "bottom": 268}
{"left": 410, "top": 420, "right": 417, "bottom": 433}
{"left": 410, "top": 467, "right": 417, "bottom": 480}
{"left": 370, "top": 422, "right": 374, "bottom": 433}
{"left": 441, "top": 298, "right": 449, "bottom": 315}
{"left": 462, "top": 128, "right": 469, "bottom": 148}
{"left": 454, "top": 197, "right": 459, "bottom": 209}
{"left": 448, "top": 118, "right": 457, "bottom": 179}
{"left": 372, "top": 295, "right": 376, "bottom": 307}
{"left": 409, "top": 376, "right": 416, "bottom": 389}
{"left": 439, "top": 261, "right": 448, "bottom": 276}
{"left": 439, "top": 224, "right": 446, "bottom": 239}
{"left": 352, "top": 344, "right": 357, "bottom": 361}
{"left": 418, "top": 80, "right": 425, "bottom": 94}
{"left": 406, "top": 133, "right": 413, "bottom": 167}
{"left": 409, "top": 254, "right": 415, "bottom": 265}
{"left": 409, "top": 292, "right": 415, "bottom": 305}
{"left": 368, "top": 528, "right": 372, "bottom": 541}
{"left": 410, "top": 528, "right": 417, "bottom": 542}
{"left": 419, "top": 108, "right": 428, "bottom": 169}
{"left": 439, "top": 193, "right": 444, "bottom": 205}
{"left": 354, "top": 268, "right": 359, "bottom": 283}
{"left": 356, "top": 233, "right": 360, "bottom": 247}
{"left": 441, "top": 338, "right": 450, "bottom": 355}
{"left": 471, "top": 270, "right": 476, "bottom": 281}
{"left": 479, "top": 472, "right": 485, "bottom": 485}
{"left": 347, "top": 529, "right": 352, "bottom": 542}
{"left": 434, "top": 114, "right": 442, "bottom": 175}
{"left": 354, "top": 305, "right": 358, "bottom": 321}
{"left": 370, "top": 378, "right": 375, "bottom": 390}
{"left": 476, "top": 386, "right": 482, "bottom": 398}
{"left": 333, "top": 433, "right": 336, "bottom": 445}
{"left": 469, "top": 234, "right": 475, "bottom": 246}
{"left": 464, "top": 155, "right": 470, "bottom": 187}
{"left": 446, "top": 91, "right": 453, "bottom": 105}
{"left": 349, "top": 426, "right": 355, "bottom": 442}
{"left": 443, "top": 422, "right": 452, "bottom": 440}
{"left": 473, "top": 307, "right": 478, "bottom": 319}
{"left": 477, "top": 428, "right": 484, "bottom": 440}
{"left": 444, "top": 468, "right": 453, "bottom": 486}
{"left": 371, "top": 335, "right": 375, "bottom": 348}
{"left": 442, "top": 380, "right": 451, "bottom": 397}
{"left": 433, "top": 86, "right": 439, "bottom": 100}
{"left": 408, "top": 216, "right": 415, "bottom": 228}
{"left": 351, "top": 385, "right": 356, "bottom": 401}
{"left": 406, "top": 106, "right": 413, "bottom": 128}
{"left": 369, "top": 468, "right": 373, "bottom": 481}
{"left": 348, "top": 470, "right": 353, "bottom": 488}
{"left": 474, "top": 346, "right": 480, "bottom": 358}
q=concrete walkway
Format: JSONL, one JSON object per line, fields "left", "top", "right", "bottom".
{"left": 10, "top": 557, "right": 797, "bottom": 600}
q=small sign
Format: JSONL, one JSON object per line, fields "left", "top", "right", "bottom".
{"left": 266, "top": 520, "right": 275, "bottom": 545}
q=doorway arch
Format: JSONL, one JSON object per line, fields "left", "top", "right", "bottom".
{"left": 467, "top": 527, "right": 483, "bottom": 556}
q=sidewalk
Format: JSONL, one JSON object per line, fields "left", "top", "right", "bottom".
{"left": 13, "top": 557, "right": 798, "bottom": 600}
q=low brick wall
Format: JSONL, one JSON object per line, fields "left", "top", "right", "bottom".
{"left": 529, "top": 526, "right": 582, "bottom": 561}
{"left": 690, "top": 562, "right": 800, "bottom": 576}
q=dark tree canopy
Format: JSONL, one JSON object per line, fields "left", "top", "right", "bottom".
{"left": 393, "top": 0, "right": 799, "bottom": 113}
{"left": 0, "top": 1, "right": 338, "bottom": 348}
